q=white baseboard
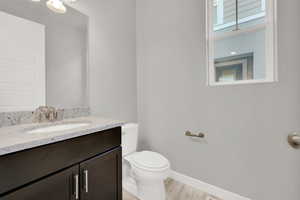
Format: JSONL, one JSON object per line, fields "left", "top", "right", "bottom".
{"left": 170, "top": 170, "right": 251, "bottom": 200}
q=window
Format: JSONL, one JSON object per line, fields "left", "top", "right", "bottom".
{"left": 206, "top": 0, "right": 277, "bottom": 86}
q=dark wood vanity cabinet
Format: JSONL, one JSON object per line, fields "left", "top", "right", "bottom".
{"left": 0, "top": 127, "right": 122, "bottom": 200}
{"left": 2, "top": 165, "right": 79, "bottom": 200}
{"left": 80, "top": 149, "right": 122, "bottom": 200}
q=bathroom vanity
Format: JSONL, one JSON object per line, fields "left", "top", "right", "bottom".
{"left": 0, "top": 117, "right": 123, "bottom": 200}
{"left": 0, "top": 1, "right": 125, "bottom": 199}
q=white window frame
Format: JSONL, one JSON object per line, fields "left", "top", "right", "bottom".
{"left": 215, "top": 0, "right": 224, "bottom": 25}
{"left": 206, "top": 0, "right": 278, "bottom": 86}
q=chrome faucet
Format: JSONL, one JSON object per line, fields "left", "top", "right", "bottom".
{"left": 33, "top": 106, "right": 64, "bottom": 123}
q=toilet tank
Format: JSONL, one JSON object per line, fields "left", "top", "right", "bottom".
{"left": 122, "top": 123, "right": 138, "bottom": 157}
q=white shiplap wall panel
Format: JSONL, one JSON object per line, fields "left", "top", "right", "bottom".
{"left": 0, "top": 11, "right": 45, "bottom": 112}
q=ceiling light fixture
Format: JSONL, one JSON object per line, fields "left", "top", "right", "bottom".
{"left": 31, "top": 0, "right": 78, "bottom": 14}
{"left": 46, "top": 0, "right": 67, "bottom": 14}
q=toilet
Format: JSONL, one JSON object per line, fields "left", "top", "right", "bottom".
{"left": 122, "top": 123, "right": 170, "bottom": 200}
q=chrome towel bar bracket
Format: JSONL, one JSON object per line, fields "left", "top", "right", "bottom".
{"left": 185, "top": 131, "right": 205, "bottom": 138}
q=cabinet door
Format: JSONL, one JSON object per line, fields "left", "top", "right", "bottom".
{"left": 80, "top": 147, "right": 122, "bottom": 200}
{"left": 2, "top": 166, "right": 79, "bottom": 200}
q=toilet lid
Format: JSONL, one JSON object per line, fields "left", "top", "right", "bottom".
{"left": 130, "top": 151, "right": 170, "bottom": 170}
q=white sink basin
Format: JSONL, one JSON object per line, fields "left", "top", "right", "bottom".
{"left": 27, "top": 122, "right": 91, "bottom": 134}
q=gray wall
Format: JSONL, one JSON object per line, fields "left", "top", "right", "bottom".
{"left": 74, "top": 0, "right": 137, "bottom": 122}
{"left": 137, "top": 0, "right": 300, "bottom": 200}
{"left": 0, "top": 0, "right": 88, "bottom": 109}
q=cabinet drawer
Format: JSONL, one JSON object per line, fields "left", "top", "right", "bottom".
{"left": 0, "top": 127, "right": 121, "bottom": 195}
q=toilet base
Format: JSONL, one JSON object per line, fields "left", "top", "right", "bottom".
{"left": 123, "top": 177, "right": 166, "bottom": 200}
{"left": 136, "top": 180, "right": 166, "bottom": 200}
{"left": 123, "top": 177, "right": 138, "bottom": 197}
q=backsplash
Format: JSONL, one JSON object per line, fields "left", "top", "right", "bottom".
{"left": 0, "top": 107, "right": 90, "bottom": 128}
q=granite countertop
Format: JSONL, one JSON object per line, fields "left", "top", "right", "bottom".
{"left": 0, "top": 116, "right": 124, "bottom": 156}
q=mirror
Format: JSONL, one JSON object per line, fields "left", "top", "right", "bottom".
{"left": 0, "top": 0, "right": 88, "bottom": 112}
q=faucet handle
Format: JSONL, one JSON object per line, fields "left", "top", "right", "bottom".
{"left": 47, "top": 106, "right": 58, "bottom": 122}
{"left": 33, "top": 106, "right": 44, "bottom": 123}
{"left": 56, "top": 109, "right": 64, "bottom": 121}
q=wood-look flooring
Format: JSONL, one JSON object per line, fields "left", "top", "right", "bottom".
{"left": 123, "top": 178, "right": 222, "bottom": 200}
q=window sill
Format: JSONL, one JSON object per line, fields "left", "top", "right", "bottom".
{"left": 208, "top": 79, "right": 278, "bottom": 87}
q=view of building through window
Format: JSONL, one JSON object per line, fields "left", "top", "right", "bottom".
{"left": 210, "top": 0, "right": 272, "bottom": 84}
{"left": 213, "top": 0, "right": 266, "bottom": 32}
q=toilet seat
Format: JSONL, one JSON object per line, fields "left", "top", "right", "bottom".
{"left": 125, "top": 151, "right": 170, "bottom": 172}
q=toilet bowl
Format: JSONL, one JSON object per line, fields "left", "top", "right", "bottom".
{"left": 122, "top": 124, "right": 170, "bottom": 200}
